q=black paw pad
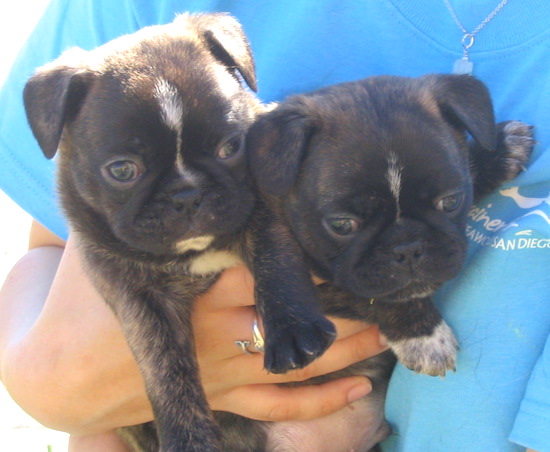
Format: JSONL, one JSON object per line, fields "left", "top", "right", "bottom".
{"left": 263, "top": 316, "right": 336, "bottom": 374}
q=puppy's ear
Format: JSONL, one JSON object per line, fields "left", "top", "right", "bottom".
{"left": 248, "top": 104, "right": 315, "bottom": 196}
{"left": 194, "top": 13, "right": 257, "bottom": 92}
{"left": 427, "top": 74, "right": 497, "bottom": 151}
{"left": 24, "top": 52, "right": 94, "bottom": 159}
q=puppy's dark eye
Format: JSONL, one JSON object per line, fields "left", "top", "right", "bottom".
{"left": 435, "top": 192, "right": 464, "bottom": 213}
{"left": 324, "top": 217, "right": 360, "bottom": 237}
{"left": 216, "top": 135, "right": 244, "bottom": 160}
{"left": 106, "top": 160, "right": 141, "bottom": 182}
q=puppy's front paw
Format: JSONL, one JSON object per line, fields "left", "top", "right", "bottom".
{"left": 389, "top": 322, "right": 458, "bottom": 377}
{"left": 263, "top": 316, "right": 336, "bottom": 374}
{"left": 496, "top": 120, "right": 535, "bottom": 180}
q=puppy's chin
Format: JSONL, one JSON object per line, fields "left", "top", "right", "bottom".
{"left": 123, "top": 236, "right": 215, "bottom": 258}
{"left": 106, "top": 190, "right": 255, "bottom": 257}
{"left": 111, "top": 224, "right": 230, "bottom": 258}
{"left": 374, "top": 282, "right": 441, "bottom": 303}
{"left": 325, "top": 244, "right": 465, "bottom": 302}
{"left": 319, "top": 227, "right": 468, "bottom": 303}
{"left": 337, "top": 277, "right": 442, "bottom": 303}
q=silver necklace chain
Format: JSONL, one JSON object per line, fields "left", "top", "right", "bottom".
{"left": 443, "top": 0, "right": 510, "bottom": 74}
{"left": 444, "top": 0, "right": 510, "bottom": 38}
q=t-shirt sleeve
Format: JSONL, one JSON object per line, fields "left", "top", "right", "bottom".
{"left": 510, "top": 333, "right": 550, "bottom": 452}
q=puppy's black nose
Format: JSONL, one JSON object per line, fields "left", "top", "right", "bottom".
{"left": 393, "top": 241, "right": 424, "bottom": 266}
{"left": 171, "top": 189, "right": 202, "bottom": 212}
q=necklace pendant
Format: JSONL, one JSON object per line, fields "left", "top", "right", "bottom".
{"left": 453, "top": 57, "right": 473, "bottom": 75}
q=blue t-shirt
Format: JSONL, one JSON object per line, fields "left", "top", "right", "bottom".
{"left": 1, "top": 1, "right": 548, "bottom": 450}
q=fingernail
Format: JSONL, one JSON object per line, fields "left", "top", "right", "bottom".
{"left": 347, "top": 379, "right": 372, "bottom": 403}
{"left": 379, "top": 334, "right": 389, "bottom": 348}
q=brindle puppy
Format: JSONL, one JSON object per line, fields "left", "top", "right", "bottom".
{"left": 215, "top": 74, "right": 532, "bottom": 452}
{"left": 25, "top": 12, "right": 340, "bottom": 451}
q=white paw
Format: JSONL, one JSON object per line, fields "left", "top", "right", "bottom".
{"left": 389, "top": 322, "right": 458, "bottom": 377}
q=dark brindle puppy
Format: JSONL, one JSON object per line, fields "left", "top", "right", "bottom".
{"left": 23, "top": 14, "right": 337, "bottom": 452}
{"left": 213, "top": 74, "right": 532, "bottom": 452}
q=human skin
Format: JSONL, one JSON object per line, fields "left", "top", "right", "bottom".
{"left": 0, "top": 221, "right": 386, "bottom": 450}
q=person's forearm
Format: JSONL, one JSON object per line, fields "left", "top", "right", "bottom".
{"left": 0, "top": 239, "right": 152, "bottom": 434}
{"left": 0, "top": 245, "right": 64, "bottom": 371}
{"left": 1, "top": 230, "right": 383, "bottom": 436}
{"left": 0, "top": 246, "right": 78, "bottom": 427}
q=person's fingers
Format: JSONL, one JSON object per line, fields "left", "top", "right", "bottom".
{"left": 194, "top": 305, "right": 258, "bottom": 361}
{"left": 211, "top": 375, "right": 372, "bottom": 422}
{"left": 195, "top": 281, "right": 380, "bottom": 363}
{"left": 267, "top": 325, "right": 387, "bottom": 384}
{"left": 202, "top": 324, "right": 386, "bottom": 398}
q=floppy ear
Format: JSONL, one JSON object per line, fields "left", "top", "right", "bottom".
{"left": 23, "top": 54, "right": 94, "bottom": 159}
{"left": 194, "top": 13, "right": 257, "bottom": 92}
{"left": 427, "top": 74, "right": 497, "bottom": 151}
{"left": 248, "top": 104, "right": 315, "bottom": 196}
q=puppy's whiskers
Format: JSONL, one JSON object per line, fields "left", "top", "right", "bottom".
{"left": 386, "top": 152, "right": 403, "bottom": 220}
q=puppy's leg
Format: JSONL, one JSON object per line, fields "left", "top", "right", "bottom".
{"left": 252, "top": 205, "right": 336, "bottom": 374}
{"left": 118, "top": 422, "right": 159, "bottom": 452}
{"left": 116, "top": 292, "right": 220, "bottom": 451}
{"left": 469, "top": 120, "right": 535, "bottom": 200}
{"left": 374, "top": 298, "right": 458, "bottom": 376}
{"left": 97, "top": 268, "right": 220, "bottom": 452}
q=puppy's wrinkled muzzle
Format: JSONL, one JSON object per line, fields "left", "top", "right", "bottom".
{"left": 171, "top": 188, "right": 202, "bottom": 212}
{"left": 392, "top": 240, "right": 425, "bottom": 267}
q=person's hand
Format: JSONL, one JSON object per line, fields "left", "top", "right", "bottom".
{"left": 0, "top": 222, "right": 387, "bottom": 438}
{"left": 194, "top": 265, "right": 388, "bottom": 421}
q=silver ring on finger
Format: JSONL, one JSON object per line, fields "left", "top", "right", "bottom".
{"left": 235, "top": 317, "right": 265, "bottom": 355}
{"left": 252, "top": 318, "right": 265, "bottom": 352}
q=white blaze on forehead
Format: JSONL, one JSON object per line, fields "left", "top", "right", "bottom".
{"left": 155, "top": 79, "right": 184, "bottom": 133}
{"left": 154, "top": 79, "right": 188, "bottom": 176}
{"left": 386, "top": 152, "right": 403, "bottom": 218}
{"left": 176, "top": 166, "right": 202, "bottom": 187}
{"left": 212, "top": 64, "right": 240, "bottom": 98}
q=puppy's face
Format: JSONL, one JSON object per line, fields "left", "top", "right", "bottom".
{"left": 288, "top": 111, "right": 472, "bottom": 301}
{"left": 65, "top": 57, "right": 256, "bottom": 256}
{"left": 25, "top": 14, "right": 259, "bottom": 256}
{"left": 250, "top": 75, "right": 497, "bottom": 301}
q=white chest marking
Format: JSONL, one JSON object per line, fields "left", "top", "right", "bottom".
{"left": 189, "top": 250, "right": 243, "bottom": 275}
{"left": 174, "top": 236, "right": 214, "bottom": 254}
